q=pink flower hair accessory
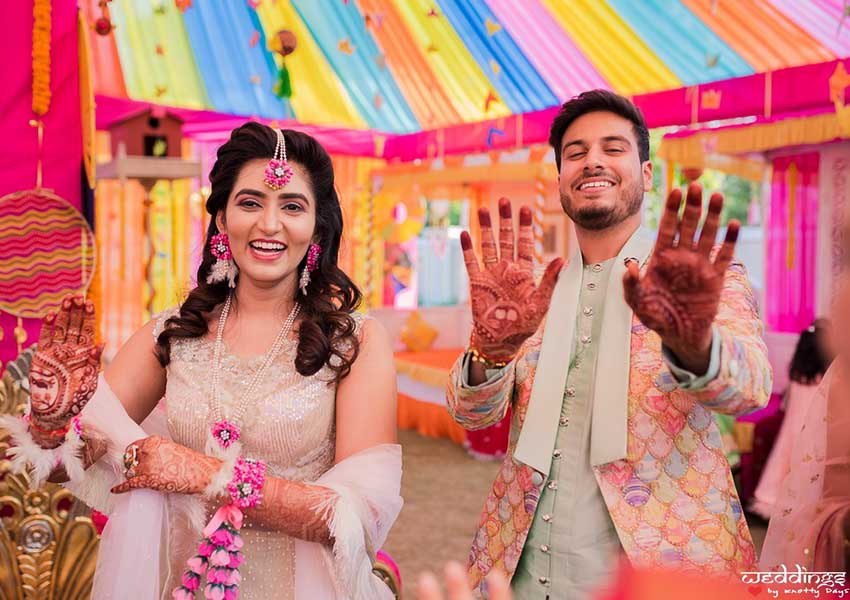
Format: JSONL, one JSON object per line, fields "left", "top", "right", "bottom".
{"left": 263, "top": 129, "right": 294, "bottom": 190}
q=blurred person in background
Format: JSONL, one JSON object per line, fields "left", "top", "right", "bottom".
{"left": 760, "top": 218, "right": 850, "bottom": 572}
{"left": 749, "top": 318, "right": 833, "bottom": 519}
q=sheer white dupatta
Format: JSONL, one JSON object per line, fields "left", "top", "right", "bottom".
{"left": 64, "top": 375, "right": 195, "bottom": 599}
{"left": 64, "top": 376, "right": 404, "bottom": 599}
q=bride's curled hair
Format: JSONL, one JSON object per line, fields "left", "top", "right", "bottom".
{"left": 154, "top": 123, "right": 362, "bottom": 382}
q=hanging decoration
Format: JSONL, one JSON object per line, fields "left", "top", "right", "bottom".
{"left": 93, "top": 0, "right": 114, "bottom": 37}
{"left": 485, "top": 127, "right": 504, "bottom": 147}
{"left": 272, "top": 29, "right": 297, "bottom": 100}
{"left": 786, "top": 161, "right": 798, "bottom": 270}
{"left": 337, "top": 38, "right": 354, "bottom": 55}
{"left": 484, "top": 89, "right": 498, "bottom": 113}
{"left": 0, "top": 189, "right": 96, "bottom": 353}
{"left": 373, "top": 189, "right": 425, "bottom": 245}
{"left": 533, "top": 176, "right": 546, "bottom": 267}
{"left": 32, "top": 0, "right": 51, "bottom": 115}
{"left": 485, "top": 18, "right": 502, "bottom": 36}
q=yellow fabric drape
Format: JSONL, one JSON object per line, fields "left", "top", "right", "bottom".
{"left": 254, "top": 1, "right": 367, "bottom": 128}
{"left": 786, "top": 162, "right": 798, "bottom": 270}
{"left": 658, "top": 110, "right": 850, "bottom": 180}
{"left": 393, "top": 0, "right": 510, "bottom": 118}
{"left": 539, "top": 0, "right": 679, "bottom": 95}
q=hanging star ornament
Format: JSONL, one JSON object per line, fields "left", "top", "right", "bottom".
{"left": 248, "top": 0, "right": 262, "bottom": 7}
{"left": 427, "top": 7, "right": 439, "bottom": 17}
{"left": 155, "top": 44, "right": 165, "bottom": 56}
{"left": 175, "top": 0, "right": 192, "bottom": 12}
{"left": 484, "top": 89, "right": 498, "bottom": 112}
{"left": 373, "top": 134, "right": 387, "bottom": 157}
{"left": 486, "top": 127, "right": 505, "bottom": 147}
{"left": 338, "top": 38, "right": 355, "bottom": 55}
{"left": 840, "top": 0, "right": 850, "bottom": 34}
{"left": 365, "top": 12, "right": 385, "bottom": 29}
{"left": 485, "top": 17, "right": 502, "bottom": 36}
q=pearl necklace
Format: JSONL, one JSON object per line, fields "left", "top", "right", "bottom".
{"left": 208, "top": 293, "right": 300, "bottom": 450}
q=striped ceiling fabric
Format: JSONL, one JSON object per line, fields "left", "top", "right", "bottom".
{"left": 83, "top": 0, "right": 850, "bottom": 134}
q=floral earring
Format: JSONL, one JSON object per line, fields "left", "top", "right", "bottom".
{"left": 298, "top": 243, "right": 321, "bottom": 294}
{"left": 207, "top": 232, "right": 239, "bottom": 288}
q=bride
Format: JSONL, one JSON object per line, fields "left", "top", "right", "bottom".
{"left": 3, "top": 123, "right": 402, "bottom": 599}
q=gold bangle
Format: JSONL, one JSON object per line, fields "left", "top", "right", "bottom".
{"left": 469, "top": 347, "right": 509, "bottom": 369}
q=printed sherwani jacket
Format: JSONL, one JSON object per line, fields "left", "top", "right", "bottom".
{"left": 447, "top": 230, "right": 772, "bottom": 597}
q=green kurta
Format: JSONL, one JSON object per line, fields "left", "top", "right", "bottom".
{"left": 512, "top": 258, "right": 621, "bottom": 599}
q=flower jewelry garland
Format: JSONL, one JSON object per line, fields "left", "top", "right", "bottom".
{"left": 172, "top": 458, "right": 266, "bottom": 600}
{"left": 172, "top": 293, "right": 296, "bottom": 599}
{"left": 32, "top": 0, "right": 51, "bottom": 116}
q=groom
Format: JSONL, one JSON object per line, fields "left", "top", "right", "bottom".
{"left": 447, "top": 90, "right": 771, "bottom": 598}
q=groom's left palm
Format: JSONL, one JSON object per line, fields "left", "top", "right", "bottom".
{"left": 623, "top": 183, "right": 739, "bottom": 366}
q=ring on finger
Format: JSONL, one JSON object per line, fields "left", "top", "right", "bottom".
{"left": 123, "top": 444, "right": 139, "bottom": 478}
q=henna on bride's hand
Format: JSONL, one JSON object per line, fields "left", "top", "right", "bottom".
{"left": 111, "top": 436, "right": 221, "bottom": 495}
{"left": 29, "top": 295, "right": 103, "bottom": 432}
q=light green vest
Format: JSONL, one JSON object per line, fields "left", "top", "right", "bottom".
{"left": 512, "top": 258, "right": 622, "bottom": 600}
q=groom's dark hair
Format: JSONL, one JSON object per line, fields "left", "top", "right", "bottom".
{"left": 548, "top": 89, "right": 650, "bottom": 171}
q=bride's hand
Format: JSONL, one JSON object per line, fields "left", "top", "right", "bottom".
{"left": 416, "top": 562, "right": 511, "bottom": 600}
{"left": 111, "top": 436, "right": 221, "bottom": 495}
{"left": 29, "top": 295, "right": 103, "bottom": 446}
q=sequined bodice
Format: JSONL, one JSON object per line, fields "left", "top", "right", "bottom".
{"left": 159, "top": 311, "right": 339, "bottom": 482}
{"left": 154, "top": 308, "right": 361, "bottom": 598}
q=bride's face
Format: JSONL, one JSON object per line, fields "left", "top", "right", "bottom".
{"left": 216, "top": 158, "right": 316, "bottom": 289}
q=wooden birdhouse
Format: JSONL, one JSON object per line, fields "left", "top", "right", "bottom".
{"left": 108, "top": 107, "right": 183, "bottom": 159}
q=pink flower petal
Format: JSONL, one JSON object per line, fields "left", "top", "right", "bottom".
{"left": 204, "top": 583, "right": 225, "bottom": 600}
{"left": 210, "top": 549, "right": 230, "bottom": 567}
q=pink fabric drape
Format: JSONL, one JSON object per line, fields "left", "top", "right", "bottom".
{"left": 766, "top": 153, "right": 820, "bottom": 332}
{"left": 0, "top": 1, "right": 82, "bottom": 366}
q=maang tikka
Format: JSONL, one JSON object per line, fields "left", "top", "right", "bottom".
{"left": 264, "top": 128, "right": 294, "bottom": 190}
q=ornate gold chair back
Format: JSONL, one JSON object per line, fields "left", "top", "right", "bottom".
{"left": 0, "top": 348, "right": 100, "bottom": 600}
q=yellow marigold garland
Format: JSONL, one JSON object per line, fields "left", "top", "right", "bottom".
{"left": 32, "top": 0, "right": 51, "bottom": 116}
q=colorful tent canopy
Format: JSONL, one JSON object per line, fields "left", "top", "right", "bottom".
{"left": 83, "top": 0, "right": 850, "bottom": 135}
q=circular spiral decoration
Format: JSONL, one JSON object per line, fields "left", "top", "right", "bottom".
{"left": 0, "top": 189, "right": 96, "bottom": 318}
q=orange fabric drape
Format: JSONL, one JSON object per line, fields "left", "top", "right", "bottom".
{"left": 79, "top": 0, "right": 128, "bottom": 97}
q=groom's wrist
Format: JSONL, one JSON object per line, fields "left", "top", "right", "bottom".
{"left": 662, "top": 334, "right": 712, "bottom": 376}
